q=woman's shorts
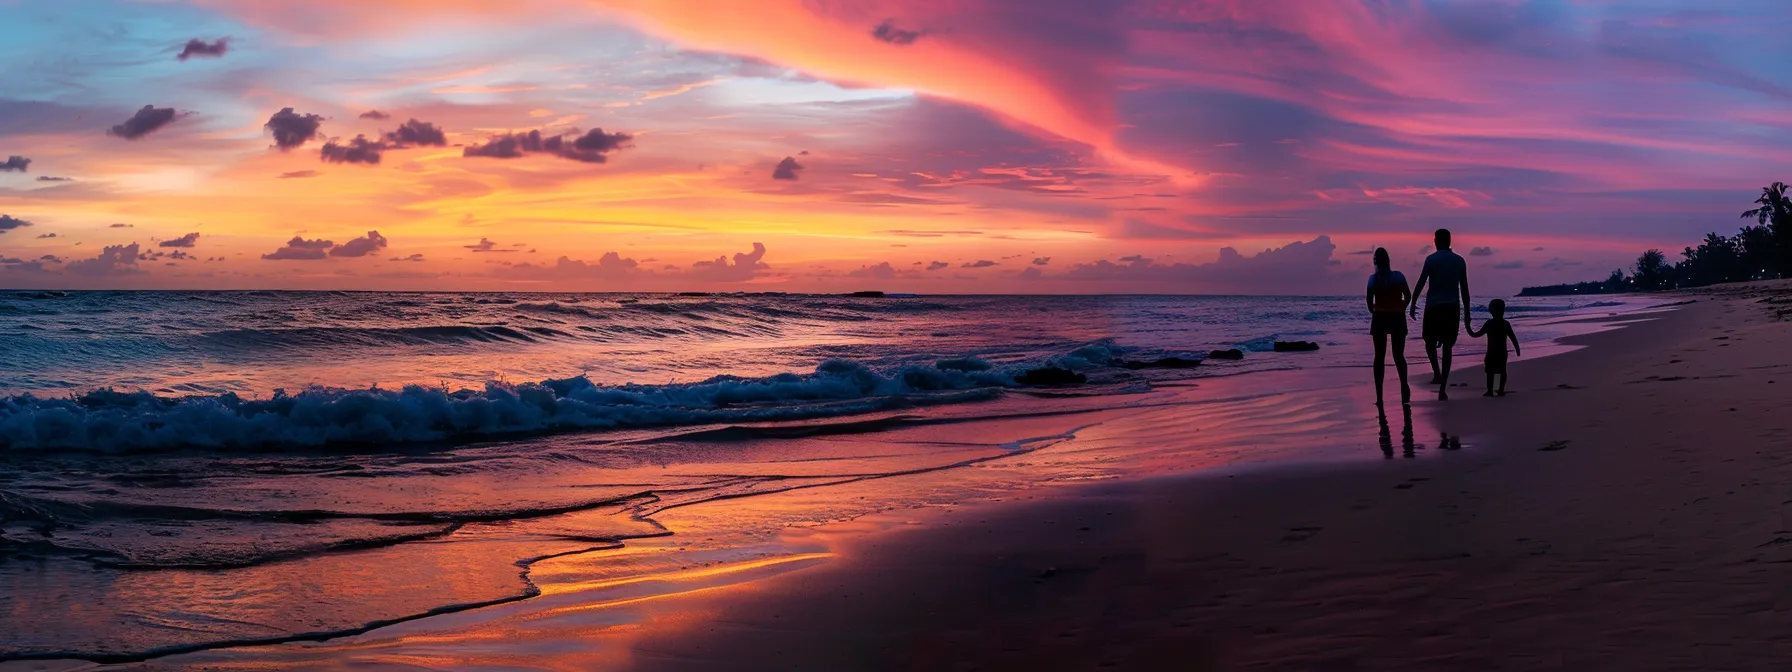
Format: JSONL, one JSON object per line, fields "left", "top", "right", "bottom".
{"left": 1370, "top": 311, "right": 1407, "bottom": 338}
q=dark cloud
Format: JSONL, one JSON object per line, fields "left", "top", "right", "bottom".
{"left": 66, "top": 243, "right": 144, "bottom": 276}
{"left": 265, "top": 107, "right": 325, "bottom": 151}
{"left": 1018, "top": 266, "right": 1044, "bottom": 279}
{"left": 359, "top": 110, "right": 391, "bottom": 120}
{"left": 262, "top": 236, "right": 335, "bottom": 260}
{"left": 109, "top": 105, "right": 179, "bottom": 140}
{"left": 772, "top": 156, "right": 804, "bottom": 180}
{"left": 497, "top": 251, "right": 640, "bottom": 280}
{"left": 465, "top": 238, "right": 514, "bottom": 253}
{"left": 1540, "top": 257, "right": 1583, "bottom": 271}
{"left": 872, "top": 19, "right": 923, "bottom": 45}
{"left": 463, "top": 128, "right": 633, "bottom": 163}
{"left": 561, "top": 129, "right": 632, "bottom": 163}
{"left": 962, "top": 260, "right": 998, "bottom": 268}
{"left": 35, "top": 176, "right": 72, "bottom": 182}
{"left": 2, "top": 255, "right": 56, "bottom": 272}
{"left": 279, "top": 170, "right": 319, "bottom": 179}
{"left": 0, "top": 214, "right": 31, "bottom": 232}
{"left": 177, "top": 38, "right": 228, "bottom": 61}
{"left": 1, "top": 156, "right": 28, "bottom": 172}
{"left": 36, "top": 233, "right": 56, "bottom": 239}
{"left": 384, "top": 119, "right": 447, "bottom": 147}
{"left": 108, "top": 223, "right": 133, "bottom": 228}
{"left": 1533, "top": 246, "right": 1546, "bottom": 252}
{"left": 1031, "top": 257, "right": 1051, "bottom": 266}
{"left": 330, "top": 230, "right": 388, "bottom": 258}
{"left": 926, "top": 261, "right": 949, "bottom": 271}
{"left": 1469, "top": 246, "right": 1496, "bottom": 256}
{"left": 848, "top": 262, "right": 899, "bottom": 279}
{"left": 1060, "top": 236, "right": 1343, "bottom": 294}
{"left": 389, "top": 253, "right": 425, "bottom": 262}
{"left": 157, "top": 232, "right": 199, "bottom": 248}
{"left": 319, "top": 135, "right": 386, "bottom": 165}
{"left": 1492, "top": 260, "right": 1525, "bottom": 270}
{"left": 689, "top": 243, "right": 769, "bottom": 282}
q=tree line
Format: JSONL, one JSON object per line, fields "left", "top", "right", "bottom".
{"left": 1521, "top": 182, "right": 1792, "bottom": 296}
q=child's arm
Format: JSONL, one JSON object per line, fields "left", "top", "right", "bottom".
{"left": 1509, "top": 325, "right": 1520, "bottom": 356}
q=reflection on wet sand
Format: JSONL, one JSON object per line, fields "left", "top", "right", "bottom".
{"left": 60, "top": 364, "right": 1457, "bottom": 670}
{"left": 1378, "top": 405, "right": 1418, "bottom": 459}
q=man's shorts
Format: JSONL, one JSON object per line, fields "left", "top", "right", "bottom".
{"left": 1423, "top": 304, "right": 1460, "bottom": 347}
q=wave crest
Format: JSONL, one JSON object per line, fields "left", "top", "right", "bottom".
{"left": 0, "top": 358, "right": 1049, "bottom": 454}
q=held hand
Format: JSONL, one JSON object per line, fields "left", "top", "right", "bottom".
{"left": 1408, "top": 307, "right": 1417, "bottom": 320}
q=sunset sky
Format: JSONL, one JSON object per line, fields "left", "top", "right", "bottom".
{"left": 1, "top": 0, "right": 1789, "bottom": 294}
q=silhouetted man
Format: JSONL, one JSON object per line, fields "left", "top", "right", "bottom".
{"left": 1408, "top": 228, "right": 1471, "bottom": 400}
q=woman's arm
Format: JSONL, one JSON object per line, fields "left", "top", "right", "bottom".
{"left": 1409, "top": 270, "right": 1429, "bottom": 319}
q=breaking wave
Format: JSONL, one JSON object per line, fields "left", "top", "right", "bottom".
{"left": 0, "top": 347, "right": 1141, "bottom": 454}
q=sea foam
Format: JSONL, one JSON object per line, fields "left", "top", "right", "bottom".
{"left": 0, "top": 357, "right": 1055, "bottom": 454}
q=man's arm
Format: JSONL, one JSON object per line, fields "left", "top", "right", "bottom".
{"left": 1459, "top": 260, "right": 1473, "bottom": 325}
{"left": 1409, "top": 268, "right": 1430, "bottom": 319}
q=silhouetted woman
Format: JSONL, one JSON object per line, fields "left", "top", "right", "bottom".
{"left": 1367, "top": 248, "right": 1412, "bottom": 409}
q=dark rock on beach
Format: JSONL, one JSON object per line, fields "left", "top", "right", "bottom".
{"left": 1207, "top": 349, "right": 1245, "bottom": 360}
{"left": 1117, "top": 357, "right": 1202, "bottom": 370}
{"left": 1274, "top": 341, "right": 1321, "bottom": 352}
{"left": 847, "top": 291, "right": 886, "bottom": 298}
{"left": 1015, "top": 367, "right": 1087, "bottom": 386}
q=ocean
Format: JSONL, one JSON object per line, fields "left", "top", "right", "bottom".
{"left": 0, "top": 291, "right": 1657, "bottom": 661}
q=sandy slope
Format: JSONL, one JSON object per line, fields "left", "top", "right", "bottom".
{"left": 616, "top": 285, "right": 1792, "bottom": 671}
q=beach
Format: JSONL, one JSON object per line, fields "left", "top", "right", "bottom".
{"left": 3, "top": 287, "right": 1763, "bottom": 670}
{"left": 0, "top": 286, "right": 1730, "bottom": 671}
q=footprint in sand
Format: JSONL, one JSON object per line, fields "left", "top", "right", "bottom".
{"left": 1282, "top": 526, "right": 1322, "bottom": 542}
{"left": 1540, "top": 440, "right": 1570, "bottom": 452}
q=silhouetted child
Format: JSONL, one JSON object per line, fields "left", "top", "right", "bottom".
{"left": 1466, "top": 299, "right": 1520, "bottom": 396}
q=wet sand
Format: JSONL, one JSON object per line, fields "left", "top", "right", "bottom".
{"left": 29, "top": 290, "right": 1746, "bottom": 671}
{"left": 613, "top": 284, "right": 1792, "bottom": 671}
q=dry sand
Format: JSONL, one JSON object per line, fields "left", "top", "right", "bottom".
{"left": 615, "top": 285, "right": 1792, "bottom": 671}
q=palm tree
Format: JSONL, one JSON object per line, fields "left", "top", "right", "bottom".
{"left": 1634, "top": 249, "right": 1671, "bottom": 291}
{"left": 1742, "top": 182, "right": 1792, "bottom": 228}
{"left": 1742, "top": 182, "right": 1792, "bottom": 277}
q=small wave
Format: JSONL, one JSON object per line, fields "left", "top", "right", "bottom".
{"left": 0, "top": 351, "right": 1138, "bottom": 453}
{"left": 199, "top": 325, "right": 561, "bottom": 348}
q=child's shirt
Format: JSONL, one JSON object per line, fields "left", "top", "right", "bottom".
{"left": 1480, "top": 318, "right": 1514, "bottom": 357}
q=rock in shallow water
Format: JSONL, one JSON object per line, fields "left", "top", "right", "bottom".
{"left": 1207, "top": 349, "right": 1245, "bottom": 360}
{"left": 1274, "top": 341, "right": 1320, "bottom": 352}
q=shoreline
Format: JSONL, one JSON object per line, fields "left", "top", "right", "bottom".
{"left": 48, "top": 294, "right": 1697, "bottom": 670}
